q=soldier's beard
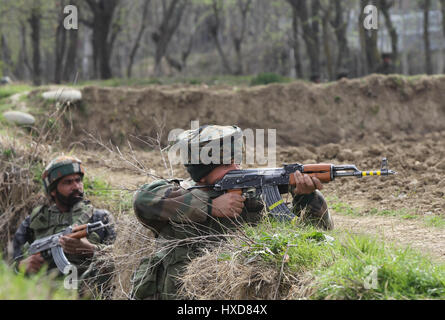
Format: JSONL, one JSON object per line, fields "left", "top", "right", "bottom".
{"left": 56, "top": 190, "right": 84, "bottom": 208}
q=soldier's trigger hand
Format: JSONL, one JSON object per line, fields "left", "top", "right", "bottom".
{"left": 292, "top": 171, "right": 323, "bottom": 195}
{"left": 211, "top": 193, "right": 245, "bottom": 218}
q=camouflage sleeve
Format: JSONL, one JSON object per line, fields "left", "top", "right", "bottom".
{"left": 133, "top": 180, "right": 211, "bottom": 226}
{"left": 12, "top": 216, "right": 34, "bottom": 263}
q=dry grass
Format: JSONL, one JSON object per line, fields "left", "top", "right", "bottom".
{"left": 179, "top": 239, "right": 314, "bottom": 300}
{"left": 82, "top": 214, "right": 155, "bottom": 300}
{"left": 0, "top": 132, "right": 49, "bottom": 260}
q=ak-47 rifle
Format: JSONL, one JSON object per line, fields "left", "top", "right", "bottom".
{"left": 189, "top": 158, "right": 396, "bottom": 221}
{"left": 28, "top": 221, "right": 108, "bottom": 273}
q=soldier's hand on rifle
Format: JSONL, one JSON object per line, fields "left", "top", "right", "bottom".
{"left": 211, "top": 192, "right": 246, "bottom": 218}
{"left": 292, "top": 171, "right": 323, "bottom": 195}
{"left": 59, "top": 236, "right": 96, "bottom": 256}
{"left": 19, "top": 253, "right": 44, "bottom": 274}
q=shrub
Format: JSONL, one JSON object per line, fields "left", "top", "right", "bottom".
{"left": 250, "top": 73, "right": 289, "bottom": 86}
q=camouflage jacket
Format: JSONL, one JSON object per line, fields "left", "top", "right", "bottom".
{"left": 131, "top": 178, "right": 327, "bottom": 299}
{"left": 133, "top": 179, "right": 267, "bottom": 241}
{"left": 13, "top": 200, "right": 116, "bottom": 273}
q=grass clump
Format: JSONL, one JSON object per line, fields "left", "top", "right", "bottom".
{"left": 424, "top": 216, "right": 445, "bottom": 229}
{"left": 250, "top": 73, "right": 291, "bottom": 86}
{"left": 0, "top": 257, "right": 77, "bottom": 300}
{"left": 243, "top": 220, "right": 336, "bottom": 273}
{"left": 330, "top": 201, "right": 361, "bottom": 216}
{"left": 0, "top": 84, "right": 32, "bottom": 99}
{"left": 181, "top": 218, "right": 445, "bottom": 300}
{"left": 313, "top": 234, "right": 445, "bottom": 299}
{"left": 82, "top": 175, "right": 133, "bottom": 214}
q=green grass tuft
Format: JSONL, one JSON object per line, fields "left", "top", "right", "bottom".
{"left": 313, "top": 233, "right": 445, "bottom": 299}
{"left": 424, "top": 216, "right": 445, "bottom": 229}
{"left": 250, "top": 73, "right": 291, "bottom": 86}
{"left": 0, "top": 84, "right": 32, "bottom": 99}
{"left": 0, "top": 257, "right": 77, "bottom": 300}
{"left": 231, "top": 219, "right": 445, "bottom": 299}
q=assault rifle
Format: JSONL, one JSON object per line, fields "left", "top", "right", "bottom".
{"left": 28, "top": 221, "right": 108, "bottom": 273}
{"left": 189, "top": 158, "right": 396, "bottom": 221}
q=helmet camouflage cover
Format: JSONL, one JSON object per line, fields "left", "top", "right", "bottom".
{"left": 174, "top": 125, "right": 243, "bottom": 181}
{"left": 42, "top": 155, "right": 84, "bottom": 195}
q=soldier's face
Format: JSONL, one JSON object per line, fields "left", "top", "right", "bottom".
{"left": 51, "top": 173, "right": 84, "bottom": 202}
{"left": 200, "top": 163, "right": 240, "bottom": 185}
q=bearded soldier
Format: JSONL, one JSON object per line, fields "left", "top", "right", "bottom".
{"left": 12, "top": 156, "right": 115, "bottom": 294}
{"left": 130, "top": 125, "right": 333, "bottom": 300}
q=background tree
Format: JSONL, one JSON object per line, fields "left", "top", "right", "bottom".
{"left": 439, "top": 0, "right": 445, "bottom": 73}
{"left": 151, "top": 0, "right": 188, "bottom": 76}
{"left": 127, "top": 0, "right": 151, "bottom": 78}
{"left": 28, "top": 0, "right": 42, "bottom": 85}
{"left": 207, "top": 0, "right": 233, "bottom": 74}
{"left": 421, "top": 0, "right": 433, "bottom": 75}
{"left": 62, "top": 0, "right": 80, "bottom": 83}
{"left": 81, "top": 0, "right": 122, "bottom": 79}
{"left": 288, "top": 0, "right": 321, "bottom": 80}
{"left": 330, "top": 0, "right": 351, "bottom": 75}
{"left": 54, "top": 0, "right": 67, "bottom": 84}
{"left": 359, "top": 0, "right": 380, "bottom": 74}
{"left": 378, "top": 0, "right": 399, "bottom": 71}
{"left": 230, "top": 0, "right": 252, "bottom": 75}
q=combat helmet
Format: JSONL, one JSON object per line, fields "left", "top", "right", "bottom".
{"left": 174, "top": 125, "right": 243, "bottom": 182}
{"left": 42, "top": 155, "right": 84, "bottom": 195}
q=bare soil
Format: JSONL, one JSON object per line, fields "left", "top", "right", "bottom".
{"left": 29, "top": 74, "right": 445, "bottom": 148}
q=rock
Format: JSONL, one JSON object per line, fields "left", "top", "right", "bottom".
{"left": 42, "top": 89, "right": 82, "bottom": 102}
{"left": 0, "top": 76, "right": 12, "bottom": 85}
{"left": 3, "top": 111, "right": 35, "bottom": 125}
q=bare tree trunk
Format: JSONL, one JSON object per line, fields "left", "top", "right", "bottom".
{"left": 231, "top": 0, "right": 252, "bottom": 75}
{"left": 288, "top": 0, "right": 321, "bottom": 80}
{"left": 152, "top": 0, "right": 187, "bottom": 77}
{"left": 127, "top": 0, "right": 150, "bottom": 78}
{"left": 321, "top": 4, "right": 333, "bottom": 80}
{"left": 1, "top": 34, "right": 13, "bottom": 77}
{"left": 14, "top": 22, "right": 31, "bottom": 80}
{"left": 54, "top": 0, "right": 67, "bottom": 84}
{"left": 28, "top": 4, "right": 41, "bottom": 85}
{"left": 379, "top": 0, "right": 398, "bottom": 71}
{"left": 441, "top": 0, "right": 445, "bottom": 36}
{"left": 423, "top": 0, "right": 433, "bottom": 74}
{"left": 440, "top": 0, "right": 445, "bottom": 73}
{"left": 290, "top": 4, "right": 303, "bottom": 78}
{"left": 63, "top": 24, "right": 79, "bottom": 82}
{"left": 359, "top": 0, "right": 379, "bottom": 74}
{"left": 84, "top": 0, "right": 121, "bottom": 80}
{"left": 331, "top": 0, "right": 350, "bottom": 73}
{"left": 209, "top": 0, "right": 233, "bottom": 74}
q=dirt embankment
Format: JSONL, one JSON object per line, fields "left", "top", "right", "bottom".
{"left": 40, "top": 74, "right": 445, "bottom": 148}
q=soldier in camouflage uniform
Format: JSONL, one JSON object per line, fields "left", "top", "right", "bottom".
{"left": 13, "top": 156, "right": 116, "bottom": 296}
{"left": 375, "top": 53, "right": 396, "bottom": 75}
{"left": 130, "top": 125, "right": 333, "bottom": 300}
